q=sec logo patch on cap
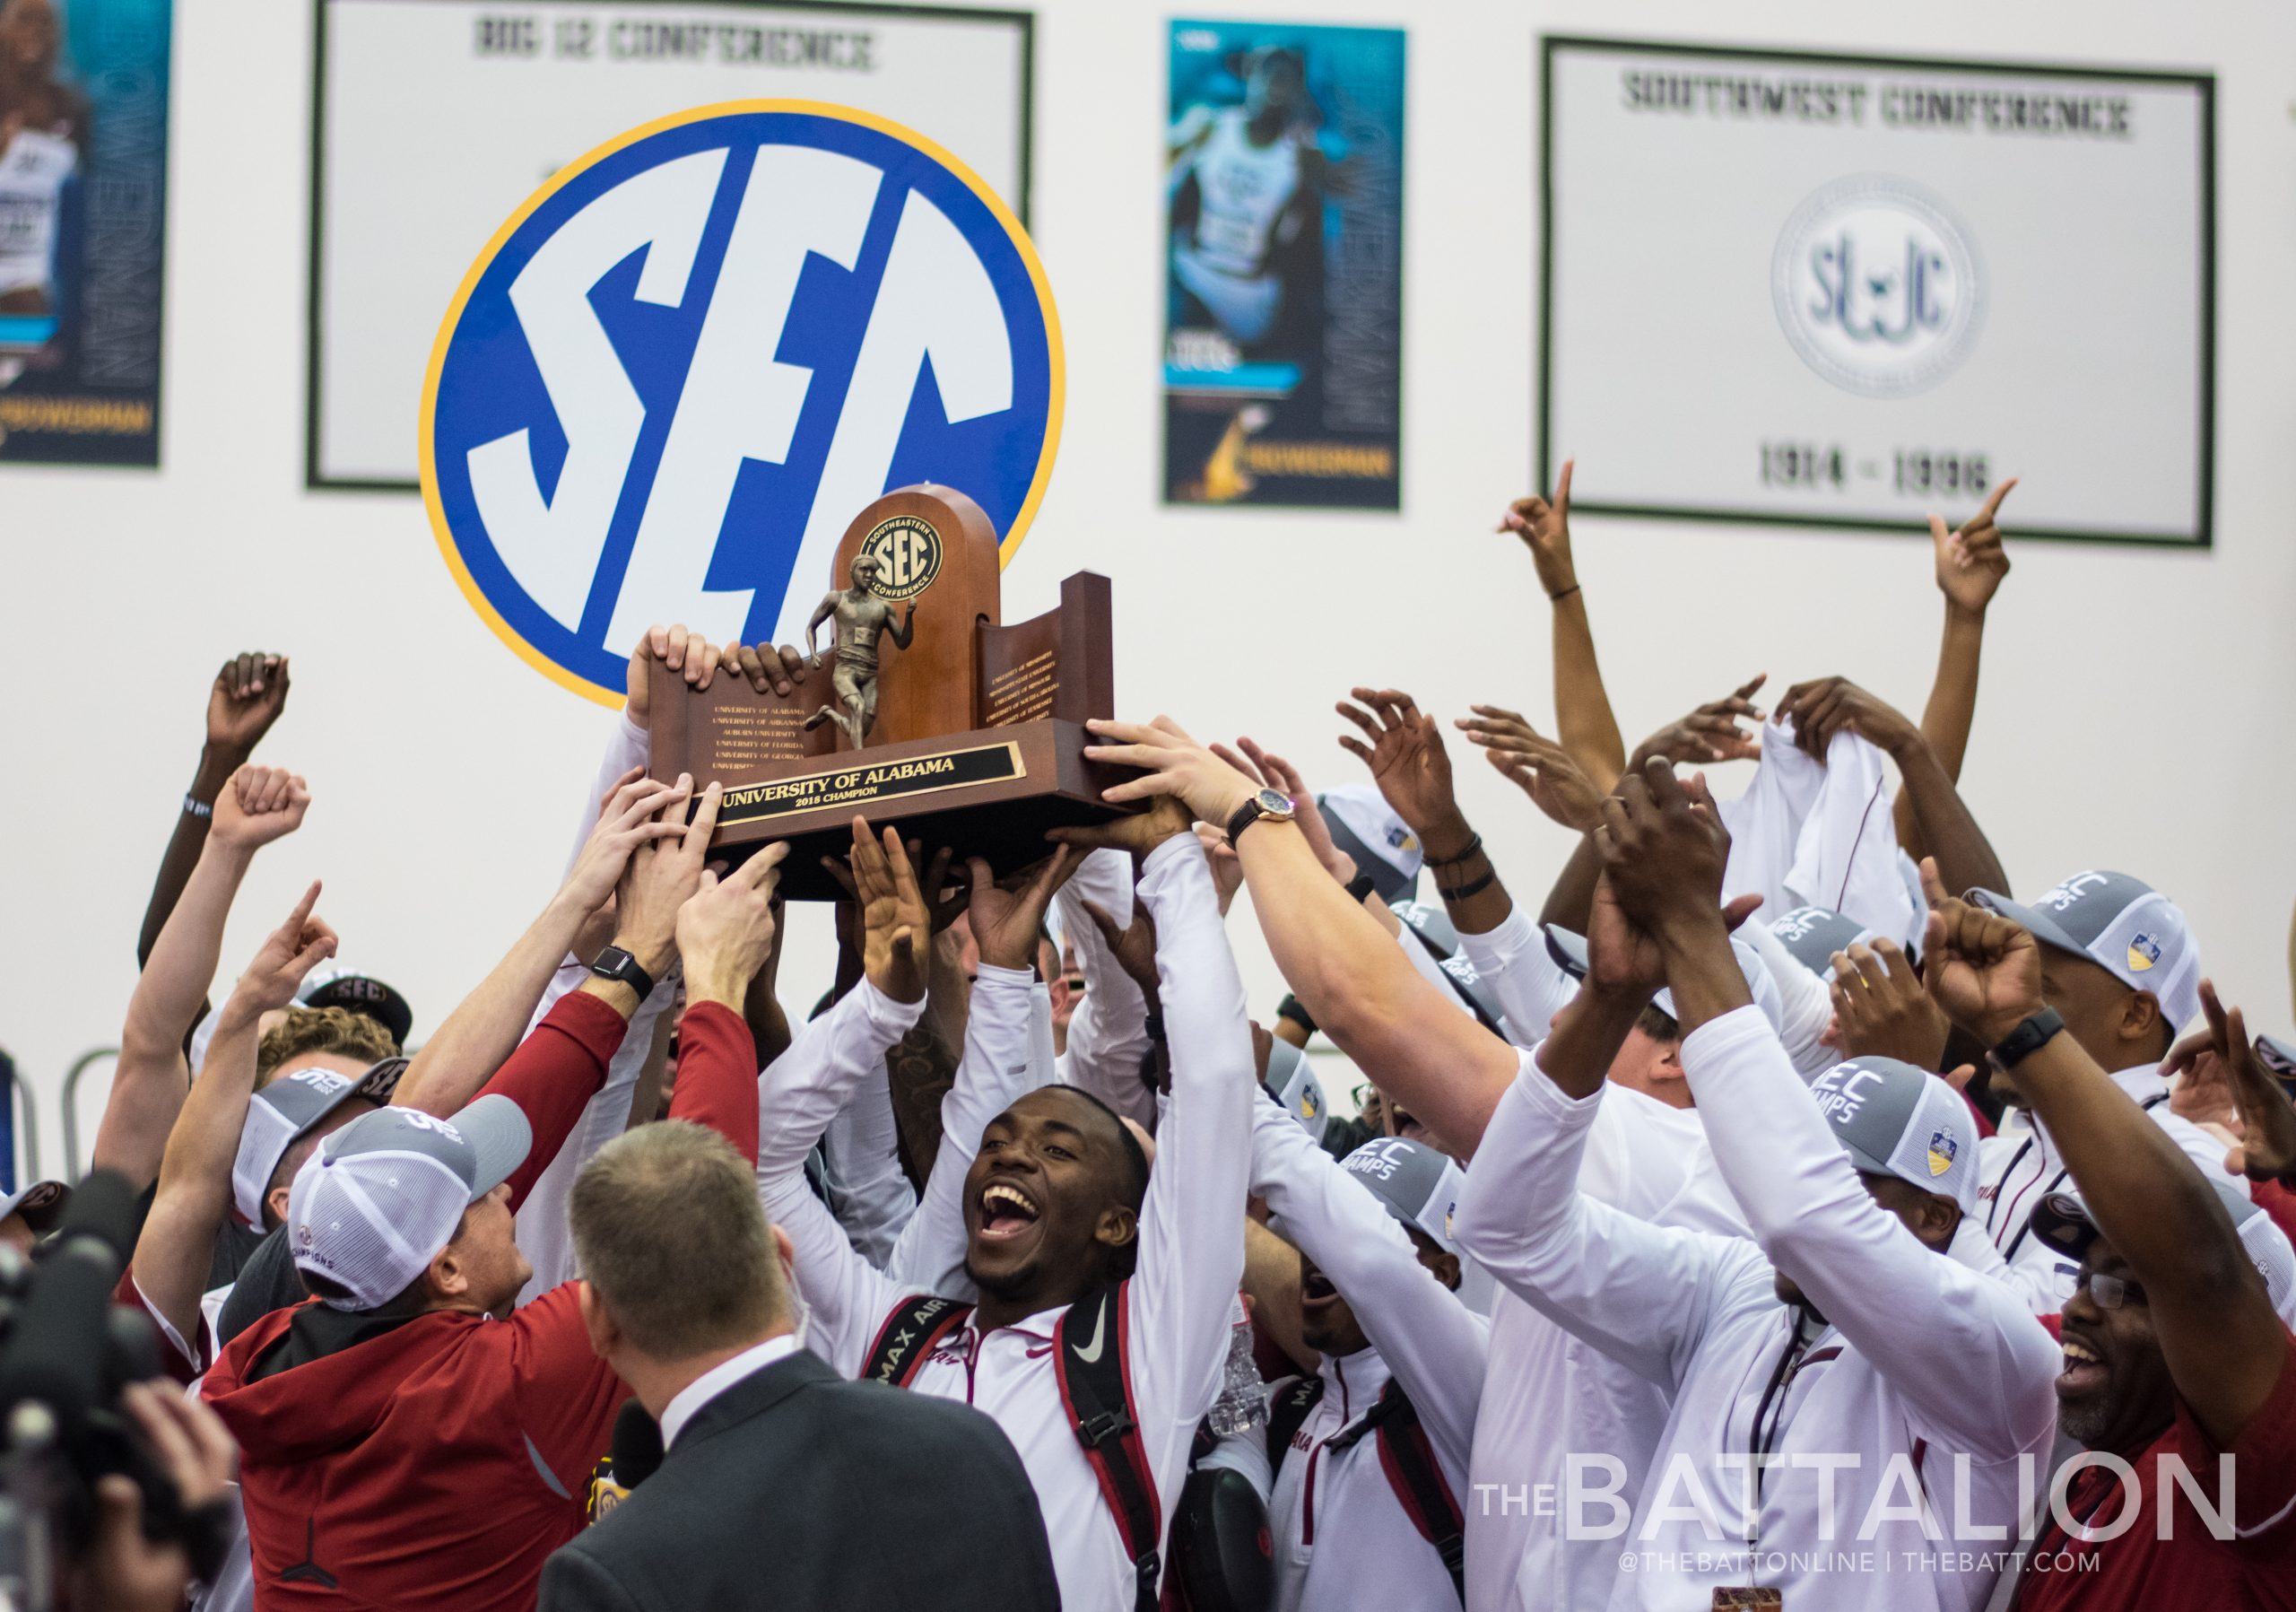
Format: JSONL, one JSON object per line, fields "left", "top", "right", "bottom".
{"left": 1926, "top": 1128, "right": 1959, "bottom": 1177}
{"left": 2126, "top": 933, "right": 2161, "bottom": 972}
{"left": 422, "top": 102, "right": 1064, "bottom": 705}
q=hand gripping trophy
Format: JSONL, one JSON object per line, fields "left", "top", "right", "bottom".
{"left": 801, "top": 551, "right": 917, "bottom": 747}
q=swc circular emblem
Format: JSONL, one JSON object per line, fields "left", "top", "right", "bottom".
{"left": 422, "top": 101, "right": 1063, "bottom": 705}
{"left": 857, "top": 514, "right": 944, "bottom": 600}
{"left": 1771, "top": 174, "right": 1981, "bottom": 398}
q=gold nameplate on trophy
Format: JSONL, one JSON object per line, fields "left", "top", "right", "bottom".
{"left": 716, "top": 743, "right": 1028, "bottom": 828}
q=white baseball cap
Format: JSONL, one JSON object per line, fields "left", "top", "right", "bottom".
{"left": 1540, "top": 926, "right": 1784, "bottom": 1033}
{"left": 1768, "top": 906, "right": 1881, "bottom": 981}
{"left": 1970, "top": 871, "right": 2201, "bottom": 1036}
{"left": 287, "top": 1094, "right": 531, "bottom": 1311}
{"left": 1810, "top": 1057, "right": 1979, "bottom": 1214}
{"left": 1339, "top": 1137, "right": 1467, "bottom": 1256}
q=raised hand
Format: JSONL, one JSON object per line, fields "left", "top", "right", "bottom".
{"left": 1210, "top": 737, "right": 1352, "bottom": 881}
{"left": 1773, "top": 675, "right": 1921, "bottom": 762}
{"left": 848, "top": 820, "right": 935, "bottom": 1003}
{"left": 229, "top": 881, "right": 339, "bottom": 1014}
{"left": 1190, "top": 822, "right": 1244, "bottom": 914}
{"left": 1081, "top": 897, "right": 1161, "bottom": 1002}
{"left": 675, "top": 843, "right": 791, "bottom": 1008}
{"left": 1830, "top": 939, "right": 1951, "bottom": 1069}
{"left": 1628, "top": 675, "right": 1768, "bottom": 769}
{"left": 622, "top": 623, "right": 726, "bottom": 729}
{"left": 1335, "top": 687, "right": 1461, "bottom": 842}
{"left": 209, "top": 763, "right": 310, "bottom": 851}
{"left": 721, "top": 640, "right": 816, "bottom": 700}
{"left": 1083, "top": 715, "right": 1262, "bottom": 829}
{"left": 965, "top": 848, "right": 1083, "bottom": 974}
{"left": 1456, "top": 705, "right": 1605, "bottom": 832}
{"left": 613, "top": 777, "right": 719, "bottom": 974}
{"left": 2168, "top": 980, "right": 2296, "bottom": 1181}
{"left": 1584, "top": 870, "right": 1665, "bottom": 998}
{"left": 1592, "top": 760, "right": 1741, "bottom": 942}
{"left": 207, "top": 652, "right": 290, "bottom": 759}
{"left": 1917, "top": 857, "right": 2042, "bottom": 1045}
{"left": 1045, "top": 793, "right": 1194, "bottom": 864}
{"left": 562, "top": 769, "right": 691, "bottom": 912}
{"left": 1496, "top": 460, "right": 1578, "bottom": 599}
{"left": 1931, "top": 478, "right": 2016, "bottom": 617}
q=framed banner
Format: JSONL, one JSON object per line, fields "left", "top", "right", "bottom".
{"left": 0, "top": 0, "right": 170, "bottom": 467}
{"left": 1540, "top": 37, "right": 2213, "bottom": 546}
{"left": 1164, "top": 19, "right": 1404, "bottom": 510}
{"left": 309, "top": 0, "right": 1031, "bottom": 491}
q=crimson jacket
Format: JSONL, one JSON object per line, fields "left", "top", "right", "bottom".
{"left": 204, "top": 991, "right": 759, "bottom": 1611}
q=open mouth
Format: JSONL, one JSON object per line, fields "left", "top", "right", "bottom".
{"left": 1388, "top": 1105, "right": 1429, "bottom": 1143}
{"left": 2057, "top": 1334, "right": 2109, "bottom": 1399}
{"left": 978, "top": 1181, "right": 1042, "bottom": 1242}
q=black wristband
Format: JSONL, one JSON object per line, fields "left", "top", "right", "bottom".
{"left": 1143, "top": 1010, "right": 1167, "bottom": 1044}
{"left": 1275, "top": 993, "right": 1318, "bottom": 1036}
{"left": 1548, "top": 584, "right": 1582, "bottom": 604}
{"left": 1987, "top": 1007, "right": 2065, "bottom": 1072}
{"left": 1422, "top": 832, "right": 1483, "bottom": 869}
{"left": 1344, "top": 871, "right": 1378, "bottom": 905}
{"left": 1436, "top": 869, "right": 1498, "bottom": 902}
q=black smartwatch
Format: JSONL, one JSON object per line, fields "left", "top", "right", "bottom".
{"left": 1225, "top": 788, "right": 1296, "bottom": 844}
{"left": 1987, "top": 1007, "right": 2065, "bottom": 1073}
{"left": 589, "top": 945, "right": 656, "bottom": 1004}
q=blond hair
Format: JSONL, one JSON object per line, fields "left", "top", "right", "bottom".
{"left": 255, "top": 1006, "right": 397, "bottom": 1087}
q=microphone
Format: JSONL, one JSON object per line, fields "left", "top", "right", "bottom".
{"left": 610, "top": 1398, "right": 664, "bottom": 1490}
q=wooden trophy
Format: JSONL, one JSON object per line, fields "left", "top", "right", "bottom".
{"left": 647, "top": 484, "right": 1141, "bottom": 898}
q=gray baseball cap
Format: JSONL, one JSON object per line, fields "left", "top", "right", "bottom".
{"left": 1809, "top": 1057, "right": 1979, "bottom": 1214}
{"left": 1340, "top": 1137, "right": 1466, "bottom": 1255}
{"left": 230, "top": 1057, "right": 409, "bottom": 1229}
{"left": 1970, "top": 871, "right": 2201, "bottom": 1036}
{"left": 2031, "top": 1181, "right": 2296, "bottom": 1325}
{"left": 1263, "top": 1038, "right": 1330, "bottom": 1143}
{"left": 286, "top": 1094, "right": 532, "bottom": 1310}
{"left": 1768, "top": 906, "right": 1880, "bottom": 981}
{"left": 1320, "top": 786, "right": 1422, "bottom": 902}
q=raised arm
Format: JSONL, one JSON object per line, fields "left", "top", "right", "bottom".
{"left": 393, "top": 771, "right": 687, "bottom": 1116}
{"left": 135, "top": 653, "right": 289, "bottom": 967}
{"left": 1897, "top": 482, "right": 2014, "bottom": 854}
{"left": 1923, "top": 869, "right": 2290, "bottom": 1449}
{"left": 95, "top": 764, "right": 309, "bottom": 1189}
{"left": 1774, "top": 675, "right": 2009, "bottom": 902}
{"left": 129, "top": 883, "right": 336, "bottom": 1360}
{"left": 1498, "top": 463, "right": 1627, "bottom": 791}
{"left": 1082, "top": 717, "right": 1519, "bottom": 1158}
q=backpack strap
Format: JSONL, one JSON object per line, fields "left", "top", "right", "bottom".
{"left": 1263, "top": 1373, "right": 1324, "bottom": 1471}
{"left": 1362, "top": 1383, "right": 1465, "bottom": 1605}
{"left": 1053, "top": 1282, "right": 1162, "bottom": 1612}
{"left": 861, "top": 1294, "right": 973, "bottom": 1388}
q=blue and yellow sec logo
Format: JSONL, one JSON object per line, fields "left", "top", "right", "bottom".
{"left": 422, "top": 101, "right": 1063, "bottom": 704}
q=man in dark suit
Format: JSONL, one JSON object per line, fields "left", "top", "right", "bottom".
{"left": 541, "top": 1115, "right": 1058, "bottom": 1612}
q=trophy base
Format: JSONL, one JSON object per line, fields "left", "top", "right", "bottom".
{"left": 700, "top": 719, "right": 1144, "bottom": 901}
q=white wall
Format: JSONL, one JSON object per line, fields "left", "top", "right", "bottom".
{"left": 6, "top": 0, "right": 2294, "bottom": 1174}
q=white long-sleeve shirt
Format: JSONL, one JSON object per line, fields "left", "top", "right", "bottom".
{"left": 1456, "top": 1007, "right": 2059, "bottom": 1612}
{"left": 515, "top": 711, "right": 672, "bottom": 1302}
{"left": 1053, "top": 848, "right": 1156, "bottom": 1127}
{"left": 1251, "top": 1092, "right": 1487, "bottom": 1611}
{"left": 761, "top": 836, "right": 1254, "bottom": 1612}
{"left": 1977, "top": 1061, "right": 2251, "bottom": 1311}
{"left": 1736, "top": 915, "right": 1841, "bottom": 1081}
{"left": 1453, "top": 907, "right": 1580, "bottom": 1051}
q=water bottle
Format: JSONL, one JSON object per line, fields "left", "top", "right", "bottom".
{"left": 1205, "top": 1294, "right": 1265, "bottom": 1437}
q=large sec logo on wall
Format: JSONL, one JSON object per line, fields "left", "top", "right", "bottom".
{"left": 421, "top": 101, "right": 1062, "bottom": 704}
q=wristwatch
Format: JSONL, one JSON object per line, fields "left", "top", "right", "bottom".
{"left": 1225, "top": 788, "right": 1297, "bottom": 844}
{"left": 589, "top": 945, "right": 656, "bottom": 1004}
{"left": 1987, "top": 1007, "right": 2065, "bottom": 1073}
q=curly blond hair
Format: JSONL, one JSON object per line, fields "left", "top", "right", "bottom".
{"left": 255, "top": 1006, "right": 399, "bottom": 1087}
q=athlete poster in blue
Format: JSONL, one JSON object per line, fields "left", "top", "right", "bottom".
{"left": 0, "top": 0, "right": 170, "bottom": 466}
{"left": 1164, "top": 20, "right": 1403, "bottom": 510}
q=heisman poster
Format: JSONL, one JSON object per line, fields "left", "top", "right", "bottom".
{"left": 0, "top": 0, "right": 170, "bottom": 467}
{"left": 1541, "top": 38, "right": 2213, "bottom": 546}
{"left": 310, "top": 0, "right": 1031, "bottom": 490}
{"left": 1164, "top": 20, "right": 1404, "bottom": 510}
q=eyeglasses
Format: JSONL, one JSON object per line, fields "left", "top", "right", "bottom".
{"left": 1352, "top": 1084, "right": 1382, "bottom": 1111}
{"left": 2083, "top": 1271, "right": 2147, "bottom": 1311}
